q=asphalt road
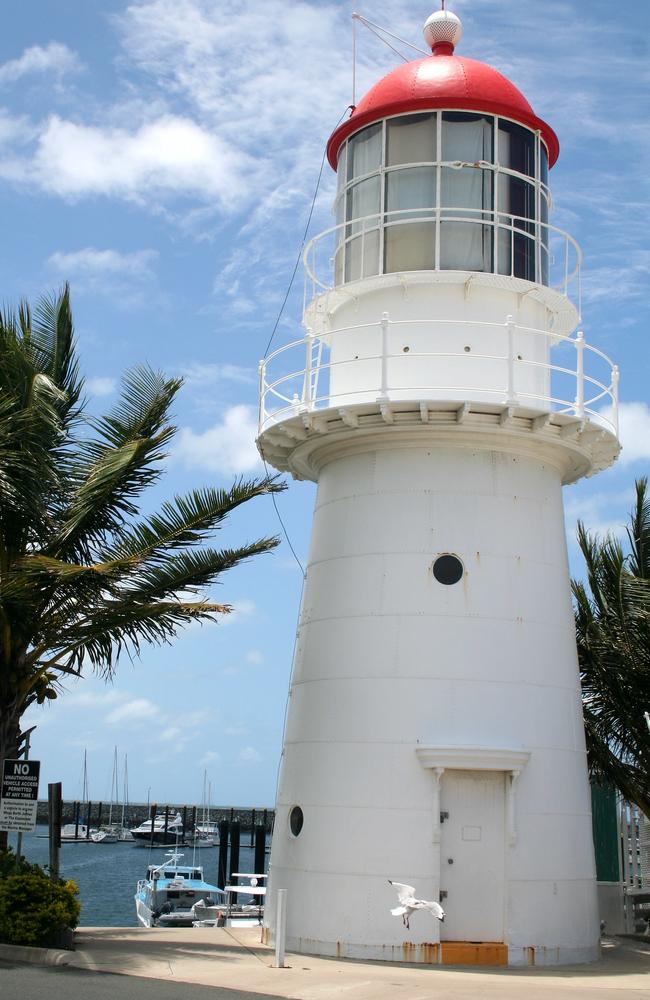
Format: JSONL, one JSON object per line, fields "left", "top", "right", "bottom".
{"left": 0, "top": 963, "right": 285, "bottom": 1000}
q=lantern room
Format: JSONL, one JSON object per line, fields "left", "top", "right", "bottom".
{"left": 327, "top": 10, "right": 558, "bottom": 288}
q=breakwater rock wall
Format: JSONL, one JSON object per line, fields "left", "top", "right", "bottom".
{"left": 35, "top": 801, "right": 275, "bottom": 832}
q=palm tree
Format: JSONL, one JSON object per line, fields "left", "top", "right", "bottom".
{"left": 0, "top": 286, "right": 284, "bottom": 848}
{"left": 573, "top": 478, "right": 650, "bottom": 815}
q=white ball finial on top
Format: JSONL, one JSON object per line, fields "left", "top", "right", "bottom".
{"left": 423, "top": 8, "right": 462, "bottom": 53}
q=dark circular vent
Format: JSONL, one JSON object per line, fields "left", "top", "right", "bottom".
{"left": 433, "top": 554, "right": 464, "bottom": 585}
{"left": 289, "top": 805, "right": 304, "bottom": 837}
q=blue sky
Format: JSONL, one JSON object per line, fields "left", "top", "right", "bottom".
{"left": 3, "top": 0, "right": 648, "bottom": 809}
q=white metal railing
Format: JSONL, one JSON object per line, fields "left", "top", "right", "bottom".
{"left": 258, "top": 315, "right": 618, "bottom": 438}
{"left": 303, "top": 207, "right": 582, "bottom": 316}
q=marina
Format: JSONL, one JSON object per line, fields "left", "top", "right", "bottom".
{"left": 19, "top": 820, "right": 270, "bottom": 927}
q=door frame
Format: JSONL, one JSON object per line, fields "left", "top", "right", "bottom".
{"left": 416, "top": 746, "right": 530, "bottom": 942}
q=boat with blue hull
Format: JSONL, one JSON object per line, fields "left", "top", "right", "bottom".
{"left": 135, "top": 852, "right": 227, "bottom": 927}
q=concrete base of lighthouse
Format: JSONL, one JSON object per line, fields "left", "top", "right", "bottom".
{"left": 262, "top": 421, "right": 609, "bottom": 966}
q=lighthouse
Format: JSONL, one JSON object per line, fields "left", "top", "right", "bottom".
{"left": 258, "top": 9, "right": 620, "bottom": 966}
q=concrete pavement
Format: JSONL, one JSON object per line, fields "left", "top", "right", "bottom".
{"left": 1, "top": 928, "right": 649, "bottom": 1000}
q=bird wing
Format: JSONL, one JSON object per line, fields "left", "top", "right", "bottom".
{"left": 422, "top": 900, "right": 445, "bottom": 921}
{"left": 389, "top": 881, "right": 416, "bottom": 905}
{"left": 390, "top": 905, "right": 409, "bottom": 917}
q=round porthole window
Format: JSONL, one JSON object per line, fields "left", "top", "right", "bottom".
{"left": 289, "top": 805, "right": 304, "bottom": 837}
{"left": 433, "top": 554, "right": 464, "bottom": 585}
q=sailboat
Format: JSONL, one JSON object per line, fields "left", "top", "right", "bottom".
{"left": 117, "top": 754, "right": 134, "bottom": 841}
{"left": 91, "top": 748, "right": 132, "bottom": 842}
{"left": 61, "top": 750, "right": 93, "bottom": 842}
{"left": 91, "top": 746, "right": 119, "bottom": 842}
{"left": 194, "top": 773, "right": 218, "bottom": 847}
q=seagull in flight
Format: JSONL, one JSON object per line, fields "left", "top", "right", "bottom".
{"left": 388, "top": 881, "right": 445, "bottom": 929}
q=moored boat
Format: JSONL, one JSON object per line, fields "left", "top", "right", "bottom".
{"left": 130, "top": 811, "right": 187, "bottom": 845}
{"left": 134, "top": 852, "right": 227, "bottom": 927}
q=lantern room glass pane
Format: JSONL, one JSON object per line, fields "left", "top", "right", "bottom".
{"left": 440, "top": 166, "right": 493, "bottom": 271}
{"left": 336, "top": 143, "right": 347, "bottom": 191}
{"left": 346, "top": 175, "right": 381, "bottom": 234}
{"left": 384, "top": 222, "right": 435, "bottom": 273}
{"left": 385, "top": 166, "right": 436, "bottom": 222}
{"left": 442, "top": 112, "right": 494, "bottom": 163}
{"left": 345, "top": 229, "right": 380, "bottom": 282}
{"left": 386, "top": 113, "right": 436, "bottom": 166}
{"left": 498, "top": 120, "right": 535, "bottom": 177}
{"left": 347, "top": 123, "right": 382, "bottom": 181}
{"left": 540, "top": 145, "right": 549, "bottom": 188}
{"left": 497, "top": 173, "right": 535, "bottom": 280}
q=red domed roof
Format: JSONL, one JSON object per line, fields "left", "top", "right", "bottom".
{"left": 327, "top": 53, "right": 559, "bottom": 169}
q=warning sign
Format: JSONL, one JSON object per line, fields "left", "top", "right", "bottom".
{"left": 0, "top": 759, "right": 41, "bottom": 832}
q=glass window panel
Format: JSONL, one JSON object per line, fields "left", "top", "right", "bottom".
{"left": 335, "top": 193, "right": 345, "bottom": 230}
{"left": 440, "top": 220, "right": 492, "bottom": 272}
{"left": 498, "top": 120, "right": 535, "bottom": 177}
{"left": 347, "top": 123, "right": 382, "bottom": 181}
{"left": 384, "top": 222, "right": 435, "bottom": 273}
{"left": 498, "top": 172, "right": 535, "bottom": 221}
{"left": 440, "top": 165, "right": 493, "bottom": 272}
{"left": 345, "top": 229, "right": 381, "bottom": 282}
{"left": 386, "top": 113, "right": 436, "bottom": 166}
{"left": 385, "top": 167, "right": 435, "bottom": 223}
{"left": 441, "top": 165, "right": 492, "bottom": 217}
{"left": 346, "top": 176, "right": 381, "bottom": 234}
{"left": 497, "top": 172, "right": 536, "bottom": 280}
{"left": 496, "top": 227, "right": 512, "bottom": 276}
{"left": 337, "top": 143, "right": 347, "bottom": 191}
{"left": 442, "top": 113, "right": 494, "bottom": 163}
{"left": 540, "top": 146, "right": 549, "bottom": 188}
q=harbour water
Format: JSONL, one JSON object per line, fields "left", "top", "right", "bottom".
{"left": 17, "top": 826, "right": 268, "bottom": 926}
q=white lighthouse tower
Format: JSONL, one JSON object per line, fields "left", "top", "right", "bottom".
{"left": 258, "top": 9, "right": 620, "bottom": 966}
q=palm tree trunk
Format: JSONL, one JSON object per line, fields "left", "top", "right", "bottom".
{"left": 0, "top": 700, "right": 22, "bottom": 852}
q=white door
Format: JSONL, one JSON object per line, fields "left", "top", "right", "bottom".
{"left": 439, "top": 770, "right": 505, "bottom": 941}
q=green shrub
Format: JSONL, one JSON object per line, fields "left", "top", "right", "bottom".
{"left": 0, "top": 856, "right": 80, "bottom": 947}
{"left": 0, "top": 846, "right": 46, "bottom": 879}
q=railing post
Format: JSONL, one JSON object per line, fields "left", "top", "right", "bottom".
{"left": 505, "top": 314, "right": 517, "bottom": 405}
{"left": 612, "top": 364, "right": 620, "bottom": 437}
{"left": 379, "top": 311, "right": 389, "bottom": 400}
{"left": 574, "top": 331, "right": 585, "bottom": 419}
{"left": 274, "top": 888, "right": 287, "bottom": 968}
{"left": 258, "top": 361, "right": 265, "bottom": 431}
{"left": 302, "top": 328, "right": 313, "bottom": 408}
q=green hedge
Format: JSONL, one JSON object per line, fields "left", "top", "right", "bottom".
{"left": 0, "top": 850, "right": 80, "bottom": 947}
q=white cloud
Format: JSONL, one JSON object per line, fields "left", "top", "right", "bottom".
{"left": 176, "top": 405, "right": 261, "bottom": 475}
{"left": 600, "top": 401, "right": 650, "bottom": 466}
{"left": 246, "top": 649, "right": 264, "bottom": 665}
{"left": 198, "top": 750, "right": 221, "bottom": 767}
{"left": 49, "top": 247, "right": 158, "bottom": 279}
{"left": 86, "top": 377, "right": 117, "bottom": 397}
{"left": 564, "top": 488, "right": 633, "bottom": 543}
{"left": 32, "top": 115, "right": 254, "bottom": 204}
{"left": 0, "top": 43, "right": 81, "bottom": 84}
{"left": 48, "top": 247, "right": 159, "bottom": 303}
{"left": 224, "top": 725, "right": 250, "bottom": 737}
{"left": 106, "top": 697, "right": 161, "bottom": 724}
{"left": 239, "top": 746, "right": 261, "bottom": 764}
{"left": 180, "top": 362, "right": 256, "bottom": 386}
{"left": 64, "top": 688, "right": 126, "bottom": 708}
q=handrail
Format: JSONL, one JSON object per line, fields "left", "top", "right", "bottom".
{"left": 258, "top": 314, "right": 618, "bottom": 439}
{"left": 303, "top": 206, "right": 581, "bottom": 312}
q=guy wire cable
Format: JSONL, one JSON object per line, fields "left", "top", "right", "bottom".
{"left": 260, "top": 106, "right": 351, "bottom": 578}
